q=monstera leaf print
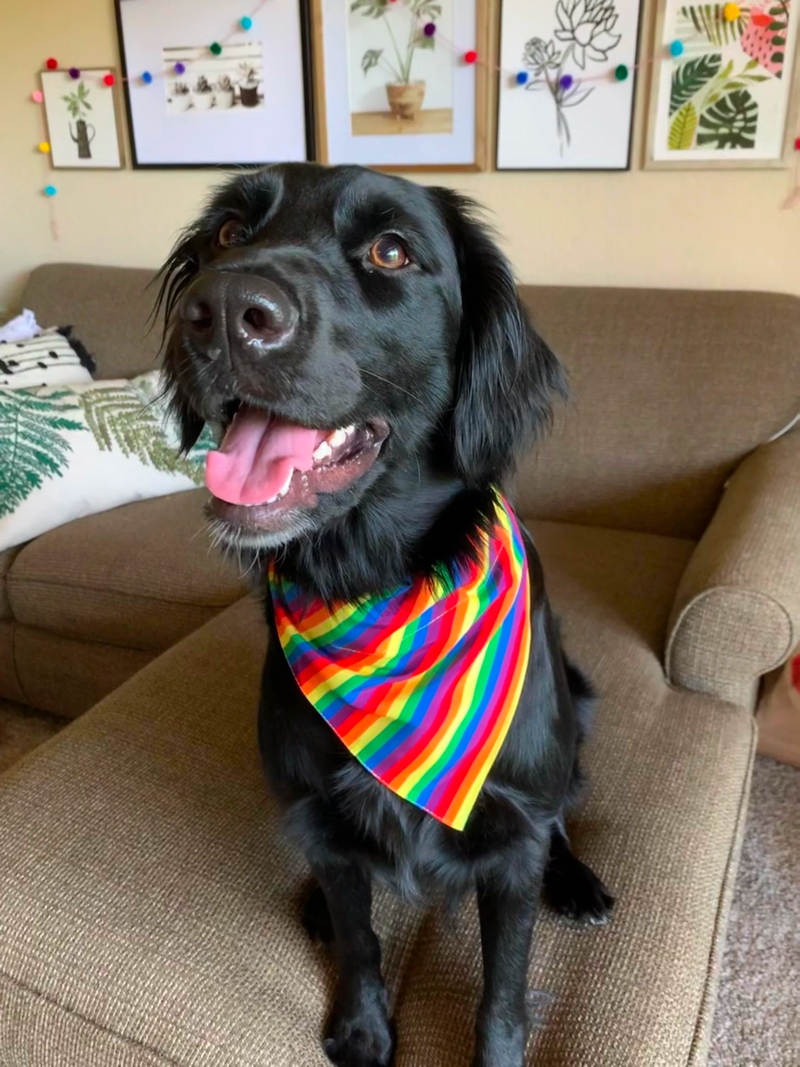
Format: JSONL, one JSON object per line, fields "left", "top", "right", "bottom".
{"left": 0, "top": 390, "right": 85, "bottom": 517}
{"left": 669, "top": 54, "right": 722, "bottom": 114}
{"left": 79, "top": 385, "right": 206, "bottom": 485}
{"left": 697, "top": 88, "right": 758, "bottom": 147}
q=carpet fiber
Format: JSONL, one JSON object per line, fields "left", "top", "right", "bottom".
{"left": 0, "top": 699, "right": 796, "bottom": 1065}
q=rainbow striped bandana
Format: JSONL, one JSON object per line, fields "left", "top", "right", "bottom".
{"left": 267, "top": 494, "right": 531, "bottom": 831}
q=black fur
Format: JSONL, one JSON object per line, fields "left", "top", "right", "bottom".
{"left": 158, "top": 163, "right": 613, "bottom": 1067}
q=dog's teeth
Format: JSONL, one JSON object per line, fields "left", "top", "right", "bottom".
{"left": 313, "top": 440, "right": 333, "bottom": 463}
{"left": 327, "top": 428, "right": 348, "bottom": 448}
{"left": 343, "top": 424, "right": 356, "bottom": 437}
{"left": 278, "top": 470, "right": 294, "bottom": 497}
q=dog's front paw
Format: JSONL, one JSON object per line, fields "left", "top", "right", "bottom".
{"left": 323, "top": 995, "right": 396, "bottom": 1067}
{"left": 544, "top": 854, "right": 615, "bottom": 926}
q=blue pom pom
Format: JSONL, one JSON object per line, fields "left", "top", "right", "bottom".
{"left": 241, "top": 15, "right": 253, "bottom": 30}
{"left": 669, "top": 39, "right": 684, "bottom": 56}
{"left": 515, "top": 71, "right": 528, "bottom": 85}
{"left": 44, "top": 185, "right": 57, "bottom": 197}
{"left": 142, "top": 71, "right": 153, "bottom": 84}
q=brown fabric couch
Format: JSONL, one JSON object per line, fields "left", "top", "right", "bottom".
{"left": 0, "top": 264, "right": 798, "bottom": 1066}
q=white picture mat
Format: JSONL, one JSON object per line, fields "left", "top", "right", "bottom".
{"left": 118, "top": 0, "right": 307, "bottom": 165}
{"left": 496, "top": 0, "right": 641, "bottom": 170}
{"left": 651, "top": 0, "right": 799, "bottom": 162}
{"left": 41, "top": 70, "right": 122, "bottom": 168}
{"left": 322, "top": 0, "right": 478, "bottom": 166}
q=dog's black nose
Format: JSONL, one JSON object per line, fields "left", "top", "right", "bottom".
{"left": 181, "top": 273, "right": 297, "bottom": 356}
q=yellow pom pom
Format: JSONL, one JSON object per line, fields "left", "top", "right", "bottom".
{"left": 38, "top": 141, "right": 50, "bottom": 153}
{"left": 723, "top": 2, "right": 740, "bottom": 20}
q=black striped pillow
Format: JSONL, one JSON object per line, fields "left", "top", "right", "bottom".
{"left": 0, "top": 327, "right": 96, "bottom": 389}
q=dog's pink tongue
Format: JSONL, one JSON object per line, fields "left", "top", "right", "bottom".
{"left": 205, "top": 406, "right": 320, "bottom": 505}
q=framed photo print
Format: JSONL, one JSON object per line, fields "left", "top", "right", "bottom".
{"left": 115, "top": 0, "right": 313, "bottom": 167}
{"left": 496, "top": 0, "right": 644, "bottom": 170}
{"left": 311, "top": 0, "right": 489, "bottom": 171}
{"left": 647, "top": 0, "right": 800, "bottom": 168}
{"left": 40, "top": 69, "right": 124, "bottom": 169}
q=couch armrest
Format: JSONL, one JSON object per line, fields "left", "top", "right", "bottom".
{"left": 666, "top": 431, "right": 800, "bottom": 707}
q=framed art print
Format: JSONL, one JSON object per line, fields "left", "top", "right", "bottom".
{"left": 496, "top": 0, "right": 644, "bottom": 170}
{"left": 40, "top": 69, "right": 124, "bottom": 169}
{"left": 311, "top": 0, "right": 489, "bottom": 171}
{"left": 115, "top": 0, "right": 313, "bottom": 167}
{"left": 647, "top": 0, "right": 800, "bottom": 168}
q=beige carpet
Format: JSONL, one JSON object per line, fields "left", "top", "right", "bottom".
{"left": 0, "top": 699, "right": 796, "bottom": 1064}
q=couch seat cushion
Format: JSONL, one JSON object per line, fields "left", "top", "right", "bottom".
{"left": 0, "top": 525, "right": 754, "bottom": 1066}
{"left": 7, "top": 490, "right": 245, "bottom": 652}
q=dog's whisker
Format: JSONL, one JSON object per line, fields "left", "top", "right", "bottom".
{"left": 360, "top": 369, "right": 423, "bottom": 403}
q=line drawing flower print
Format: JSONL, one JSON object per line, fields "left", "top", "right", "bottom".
{"left": 524, "top": 0, "right": 624, "bottom": 153}
{"left": 554, "top": 0, "right": 622, "bottom": 68}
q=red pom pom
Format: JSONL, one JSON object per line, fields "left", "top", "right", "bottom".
{"left": 45, "top": 57, "right": 58, "bottom": 70}
{"left": 104, "top": 73, "right": 115, "bottom": 86}
{"left": 464, "top": 50, "right": 478, "bottom": 64}
{"left": 795, "top": 136, "right": 800, "bottom": 152}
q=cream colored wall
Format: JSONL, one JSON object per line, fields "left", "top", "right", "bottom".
{"left": 2, "top": 0, "right": 799, "bottom": 316}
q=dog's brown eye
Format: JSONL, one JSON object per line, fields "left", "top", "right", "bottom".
{"left": 369, "top": 236, "right": 409, "bottom": 270}
{"left": 217, "top": 220, "right": 247, "bottom": 248}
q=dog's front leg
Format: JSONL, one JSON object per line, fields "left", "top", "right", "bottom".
{"left": 313, "top": 861, "right": 395, "bottom": 1067}
{"left": 472, "top": 865, "right": 542, "bottom": 1067}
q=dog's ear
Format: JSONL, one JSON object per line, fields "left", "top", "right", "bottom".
{"left": 150, "top": 227, "right": 205, "bottom": 452}
{"left": 429, "top": 188, "right": 567, "bottom": 487}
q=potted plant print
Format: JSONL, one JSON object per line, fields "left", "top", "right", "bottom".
{"left": 172, "top": 81, "right": 191, "bottom": 113}
{"left": 62, "top": 81, "right": 95, "bottom": 159}
{"left": 522, "top": 0, "right": 622, "bottom": 153}
{"left": 352, "top": 0, "right": 442, "bottom": 122}
{"left": 238, "top": 64, "right": 260, "bottom": 107}
{"left": 192, "top": 74, "right": 214, "bottom": 111}
{"left": 216, "top": 74, "right": 235, "bottom": 109}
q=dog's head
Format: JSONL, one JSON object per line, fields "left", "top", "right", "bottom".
{"left": 157, "top": 164, "right": 565, "bottom": 552}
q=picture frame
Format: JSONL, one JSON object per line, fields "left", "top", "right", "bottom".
{"left": 114, "top": 0, "right": 314, "bottom": 168}
{"left": 311, "top": 0, "right": 489, "bottom": 172}
{"left": 40, "top": 69, "right": 124, "bottom": 170}
{"left": 645, "top": 0, "right": 800, "bottom": 169}
{"left": 495, "top": 0, "right": 644, "bottom": 171}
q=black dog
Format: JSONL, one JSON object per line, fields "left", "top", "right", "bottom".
{"left": 158, "top": 163, "right": 613, "bottom": 1067}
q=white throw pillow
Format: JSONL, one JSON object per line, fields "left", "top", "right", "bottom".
{"left": 0, "top": 326, "right": 95, "bottom": 388}
{"left": 0, "top": 372, "right": 214, "bottom": 551}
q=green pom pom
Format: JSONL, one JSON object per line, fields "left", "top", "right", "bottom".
{"left": 210, "top": 42, "right": 222, "bottom": 55}
{"left": 614, "top": 63, "right": 629, "bottom": 81}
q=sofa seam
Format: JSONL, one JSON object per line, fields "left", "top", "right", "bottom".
{"left": 685, "top": 714, "right": 757, "bottom": 1067}
{"left": 12, "top": 621, "right": 165, "bottom": 658}
{"left": 9, "top": 621, "right": 34, "bottom": 707}
{"left": 0, "top": 969, "right": 185, "bottom": 1067}
{"left": 7, "top": 575, "right": 242, "bottom": 613}
{"left": 666, "top": 584, "right": 795, "bottom": 692}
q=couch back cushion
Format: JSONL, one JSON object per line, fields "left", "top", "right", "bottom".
{"left": 20, "top": 269, "right": 799, "bottom": 540}
{"left": 21, "top": 264, "right": 163, "bottom": 379}
{"left": 517, "top": 286, "right": 800, "bottom": 539}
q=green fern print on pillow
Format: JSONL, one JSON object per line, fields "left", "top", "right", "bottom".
{"left": 0, "top": 375, "right": 213, "bottom": 520}
{"left": 0, "top": 390, "right": 86, "bottom": 518}
{"left": 79, "top": 386, "right": 209, "bottom": 485}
